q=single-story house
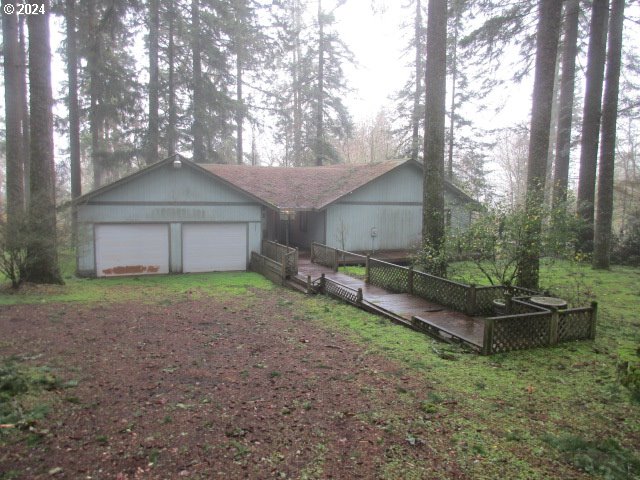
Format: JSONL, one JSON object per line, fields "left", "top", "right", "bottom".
{"left": 75, "top": 155, "right": 478, "bottom": 277}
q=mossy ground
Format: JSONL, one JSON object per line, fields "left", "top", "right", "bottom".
{"left": 1, "top": 255, "right": 638, "bottom": 478}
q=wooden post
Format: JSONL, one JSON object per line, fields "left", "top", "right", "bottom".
{"left": 334, "top": 248, "right": 339, "bottom": 272}
{"left": 466, "top": 284, "right": 477, "bottom": 315}
{"left": 356, "top": 288, "right": 363, "bottom": 304}
{"left": 590, "top": 301, "right": 598, "bottom": 339}
{"left": 482, "top": 318, "right": 494, "bottom": 355}
{"left": 320, "top": 273, "right": 326, "bottom": 293}
{"left": 408, "top": 266, "right": 414, "bottom": 295}
{"left": 307, "top": 275, "right": 311, "bottom": 294}
{"left": 505, "top": 292, "right": 513, "bottom": 313}
{"left": 549, "top": 307, "right": 559, "bottom": 346}
{"left": 365, "top": 255, "right": 370, "bottom": 283}
{"left": 280, "top": 257, "right": 287, "bottom": 285}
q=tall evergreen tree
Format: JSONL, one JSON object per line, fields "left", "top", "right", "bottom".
{"left": 66, "top": 0, "right": 82, "bottom": 250}
{"left": 191, "top": 0, "right": 206, "bottom": 162}
{"left": 82, "top": 0, "right": 145, "bottom": 187}
{"left": 166, "top": 0, "right": 178, "bottom": 156}
{"left": 576, "top": 0, "right": 609, "bottom": 252}
{"left": 273, "top": 0, "right": 352, "bottom": 166}
{"left": 412, "top": 0, "right": 424, "bottom": 163}
{"left": 517, "top": 0, "right": 563, "bottom": 289}
{"left": 25, "top": 0, "right": 63, "bottom": 284}
{"left": 147, "top": 0, "right": 160, "bottom": 164}
{"left": 391, "top": 0, "right": 426, "bottom": 161}
{"left": 594, "top": 0, "right": 625, "bottom": 269}
{"left": 18, "top": 15, "right": 29, "bottom": 205}
{"left": 2, "top": 0, "right": 26, "bottom": 245}
{"left": 422, "top": 0, "right": 447, "bottom": 254}
{"left": 552, "top": 0, "right": 580, "bottom": 210}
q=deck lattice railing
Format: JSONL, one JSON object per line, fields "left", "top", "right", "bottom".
{"left": 262, "top": 240, "right": 298, "bottom": 276}
{"left": 319, "top": 274, "right": 362, "bottom": 307}
{"left": 558, "top": 306, "right": 597, "bottom": 342}
{"left": 482, "top": 303, "right": 597, "bottom": 355}
{"left": 474, "top": 286, "right": 506, "bottom": 315}
{"left": 413, "top": 270, "right": 469, "bottom": 313}
{"left": 307, "top": 242, "right": 598, "bottom": 355}
{"left": 368, "top": 258, "right": 409, "bottom": 293}
{"left": 311, "top": 242, "right": 337, "bottom": 270}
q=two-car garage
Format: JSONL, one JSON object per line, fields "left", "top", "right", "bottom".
{"left": 75, "top": 158, "right": 264, "bottom": 278}
{"left": 94, "top": 223, "right": 248, "bottom": 277}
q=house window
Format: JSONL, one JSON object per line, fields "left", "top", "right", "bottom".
{"left": 445, "top": 209, "right": 452, "bottom": 228}
{"left": 299, "top": 212, "right": 308, "bottom": 233}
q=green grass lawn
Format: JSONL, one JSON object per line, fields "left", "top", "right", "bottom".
{"left": 2, "top": 256, "right": 639, "bottom": 479}
{"left": 0, "top": 250, "right": 273, "bottom": 306}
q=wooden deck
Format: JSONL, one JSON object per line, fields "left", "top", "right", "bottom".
{"left": 295, "top": 257, "right": 484, "bottom": 349}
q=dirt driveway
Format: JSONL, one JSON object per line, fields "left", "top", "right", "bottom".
{"left": 0, "top": 287, "right": 465, "bottom": 479}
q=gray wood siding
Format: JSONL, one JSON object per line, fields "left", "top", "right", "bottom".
{"left": 88, "top": 163, "right": 252, "bottom": 204}
{"left": 336, "top": 162, "right": 423, "bottom": 203}
{"left": 326, "top": 204, "right": 422, "bottom": 251}
{"left": 324, "top": 162, "right": 472, "bottom": 251}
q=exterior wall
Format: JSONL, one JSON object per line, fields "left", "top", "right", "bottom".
{"left": 323, "top": 163, "right": 473, "bottom": 251}
{"left": 77, "top": 163, "right": 262, "bottom": 276}
{"left": 326, "top": 204, "right": 422, "bottom": 251}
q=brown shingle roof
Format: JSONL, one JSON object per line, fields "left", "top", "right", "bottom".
{"left": 201, "top": 161, "right": 407, "bottom": 210}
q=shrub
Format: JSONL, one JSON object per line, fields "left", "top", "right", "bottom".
{"left": 611, "top": 219, "right": 640, "bottom": 266}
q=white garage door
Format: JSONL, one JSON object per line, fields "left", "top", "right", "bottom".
{"left": 95, "top": 224, "right": 169, "bottom": 277}
{"left": 182, "top": 223, "right": 247, "bottom": 272}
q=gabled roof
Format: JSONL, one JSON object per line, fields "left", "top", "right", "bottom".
{"left": 203, "top": 159, "right": 478, "bottom": 210}
{"left": 201, "top": 161, "right": 409, "bottom": 210}
{"left": 74, "top": 155, "right": 478, "bottom": 211}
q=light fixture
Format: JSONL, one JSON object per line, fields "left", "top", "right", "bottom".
{"left": 173, "top": 159, "right": 182, "bottom": 169}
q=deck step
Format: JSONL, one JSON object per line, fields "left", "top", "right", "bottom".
{"left": 285, "top": 279, "right": 309, "bottom": 294}
{"left": 289, "top": 275, "right": 308, "bottom": 288}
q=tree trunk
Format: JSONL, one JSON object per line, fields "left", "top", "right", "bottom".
{"left": 411, "top": 0, "right": 422, "bottom": 163}
{"left": 593, "top": 0, "right": 625, "bottom": 269}
{"left": 19, "top": 14, "right": 30, "bottom": 206}
{"left": 167, "top": 0, "right": 177, "bottom": 156}
{"left": 517, "top": 0, "right": 563, "bottom": 290}
{"left": 576, "top": 0, "right": 609, "bottom": 252}
{"left": 292, "top": 0, "right": 302, "bottom": 165}
{"left": 192, "top": 0, "right": 205, "bottom": 163}
{"left": 147, "top": 0, "right": 160, "bottom": 164}
{"left": 87, "top": 0, "right": 104, "bottom": 188}
{"left": 316, "top": 0, "right": 325, "bottom": 166}
{"left": 25, "top": 1, "right": 63, "bottom": 285}
{"left": 552, "top": 0, "right": 580, "bottom": 209}
{"left": 2, "top": 0, "right": 25, "bottom": 245}
{"left": 543, "top": 47, "right": 561, "bottom": 208}
{"left": 66, "top": 0, "right": 81, "bottom": 256}
{"left": 236, "top": 50, "right": 244, "bottom": 164}
{"left": 447, "top": 0, "right": 460, "bottom": 180}
{"left": 422, "top": 0, "right": 447, "bottom": 254}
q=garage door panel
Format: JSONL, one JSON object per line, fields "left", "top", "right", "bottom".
{"left": 95, "top": 224, "right": 169, "bottom": 277}
{"left": 183, "top": 223, "right": 246, "bottom": 272}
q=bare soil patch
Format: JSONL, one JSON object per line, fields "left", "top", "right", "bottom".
{"left": 0, "top": 288, "right": 465, "bottom": 479}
